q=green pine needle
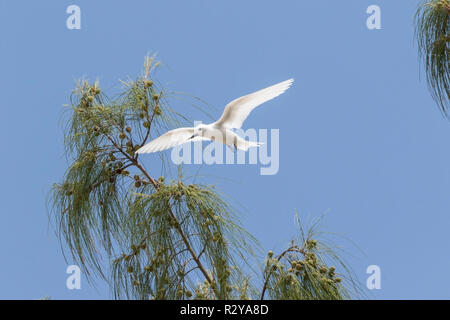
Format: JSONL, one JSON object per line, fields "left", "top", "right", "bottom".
{"left": 415, "top": 0, "right": 450, "bottom": 116}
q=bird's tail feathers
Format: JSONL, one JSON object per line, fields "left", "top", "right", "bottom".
{"left": 236, "top": 140, "right": 263, "bottom": 151}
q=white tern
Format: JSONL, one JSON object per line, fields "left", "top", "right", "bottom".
{"left": 136, "top": 78, "right": 294, "bottom": 154}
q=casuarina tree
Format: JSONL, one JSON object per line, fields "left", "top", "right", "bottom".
{"left": 49, "top": 56, "right": 360, "bottom": 300}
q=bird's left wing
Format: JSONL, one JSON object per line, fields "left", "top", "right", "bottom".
{"left": 214, "top": 79, "right": 294, "bottom": 129}
{"left": 136, "top": 127, "right": 209, "bottom": 154}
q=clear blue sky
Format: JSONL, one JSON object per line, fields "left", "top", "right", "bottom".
{"left": 1, "top": 0, "right": 449, "bottom": 299}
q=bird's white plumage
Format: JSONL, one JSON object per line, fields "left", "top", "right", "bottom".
{"left": 136, "top": 127, "right": 209, "bottom": 153}
{"left": 136, "top": 78, "right": 294, "bottom": 154}
{"left": 214, "top": 78, "right": 294, "bottom": 129}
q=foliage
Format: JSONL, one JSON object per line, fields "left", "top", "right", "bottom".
{"left": 50, "top": 56, "right": 360, "bottom": 300}
{"left": 415, "top": 0, "right": 450, "bottom": 115}
{"left": 260, "top": 215, "right": 360, "bottom": 300}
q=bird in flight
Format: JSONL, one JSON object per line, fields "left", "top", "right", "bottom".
{"left": 136, "top": 78, "right": 294, "bottom": 154}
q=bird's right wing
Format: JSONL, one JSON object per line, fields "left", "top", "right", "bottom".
{"left": 214, "top": 79, "right": 294, "bottom": 129}
{"left": 136, "top": 127, "right": 209, "bottom": 154}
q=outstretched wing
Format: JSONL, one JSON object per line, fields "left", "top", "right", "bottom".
{"left": 136, "top": 127, "right": 209, "bottom": 154}
{"left": 214, "top": 79, "right": 294, "bottom": 129}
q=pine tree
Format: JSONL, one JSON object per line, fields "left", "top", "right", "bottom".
{"left": 49, "top": 56, "right": 360, "bottom": 300}
{"left": 415, "top": 0, "right": 450, "bottom": 115}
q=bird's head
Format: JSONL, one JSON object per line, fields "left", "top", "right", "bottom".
{"left": 190, "top": 123, "right": 207, "bottom": 139}
{"left": 194, "top": 123, "right": 207, "bottom": 134}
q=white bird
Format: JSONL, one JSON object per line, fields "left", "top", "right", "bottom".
{"left": 136, "top": 78, "right": 294, "bottom": 154}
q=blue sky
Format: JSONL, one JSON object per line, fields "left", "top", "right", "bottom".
{"left": 1, "top": 0, "right": 449, "bottom": 299}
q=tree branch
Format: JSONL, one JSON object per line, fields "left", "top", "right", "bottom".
{"left": 260, "top": 246, "right": 306, "bottom": 300}
{"left": 103, "top": 131, "right": 213, "bottom": 285}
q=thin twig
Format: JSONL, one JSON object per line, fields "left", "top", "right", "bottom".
{"left": 260, "top": 246, "right": 306, "bottom": 300}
